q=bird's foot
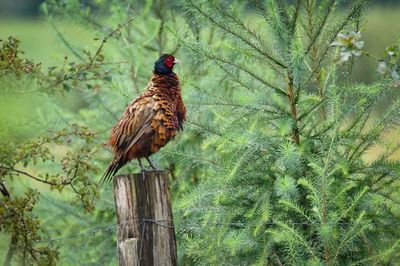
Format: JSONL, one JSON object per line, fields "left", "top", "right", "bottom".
{"left": 137, "top": 158, "right": 162, "bottom": 180}
{"left": 138, "top": 159, "right": 146, "bottom": 180}
{"left": 145, "top": 157, "right": 160, "bottom": 172}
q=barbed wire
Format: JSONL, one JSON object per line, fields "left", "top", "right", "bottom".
{"left": 34, "top": 216, "right": 400, "bottom": 264}
{"left": 36, "top": 218, "right": 400, "bottom": 245}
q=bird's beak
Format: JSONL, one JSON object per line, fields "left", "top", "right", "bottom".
{"left": 174, "top": 58, "right": 181, "bottom": 64}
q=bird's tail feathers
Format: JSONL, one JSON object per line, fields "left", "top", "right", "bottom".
{"left": 101, "top": 156, "right": 125, "bottom": 184}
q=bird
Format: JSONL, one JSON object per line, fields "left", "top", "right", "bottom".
{"left": 101, "top": 54, "right": 186, "bottom": 183}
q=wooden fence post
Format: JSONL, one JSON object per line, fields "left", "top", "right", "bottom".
{"left": 113, "top": 171, "right": 177, "bottom": 266}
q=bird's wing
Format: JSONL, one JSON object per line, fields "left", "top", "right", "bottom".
{"left": 110, "top": 96, "right": 156, "bottom": 153}
{"left": 176, "top": 94, "right": 186, "bottom": 131}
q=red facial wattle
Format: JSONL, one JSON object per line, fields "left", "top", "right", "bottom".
{"left": 164, "top": 56, "right": 174, "bottom": 68}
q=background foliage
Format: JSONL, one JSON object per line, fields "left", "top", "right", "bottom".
{"left": 0, "top": 0, "right": 400, "bottom": 265}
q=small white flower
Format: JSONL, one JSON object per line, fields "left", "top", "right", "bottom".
{"left": 332, "top": 31, "right": 364, "bottom": 64}
{"left": 377, "top": 61, "right": 388, "bottom": 75}
{"left": 391, "top": 69, "right": 399, "bottom": 81}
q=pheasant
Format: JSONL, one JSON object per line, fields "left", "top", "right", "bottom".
{"left": 101, "top": 54, "right": 185, "bottom": 183}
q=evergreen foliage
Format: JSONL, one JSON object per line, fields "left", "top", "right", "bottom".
{"left": 169, "top": 0, "right": 400, "bottom": 264}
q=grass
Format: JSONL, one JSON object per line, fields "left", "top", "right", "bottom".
{"left": 0, "top": 17, "right": 94, "bottom": 67}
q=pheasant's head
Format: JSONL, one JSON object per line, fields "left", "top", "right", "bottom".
{"left": 154, "top": 54, "right": 181, "bottom": 75}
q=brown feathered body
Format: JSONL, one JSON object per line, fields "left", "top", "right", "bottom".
{"left": 102, "top": 72, "right": 185, "bottom": 183}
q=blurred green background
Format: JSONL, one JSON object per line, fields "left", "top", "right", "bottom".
{"left": 1, "top": 0, "right": 399, "bottom": 264}
{"left": 1, "top": 0, "right": 400, "bottom": 82}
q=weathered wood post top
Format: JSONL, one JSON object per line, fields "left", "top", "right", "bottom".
{"left": 113, "top": 171, "right": 177, "bottom": 266}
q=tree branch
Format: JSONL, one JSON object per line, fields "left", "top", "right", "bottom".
{"left": 89, "top": 17, "right": 135, "bottom": 67}
{"left": 0, "top": 182, "right": 10, "bottom": 198}
{"left": 186, "top": 0, "right": 287, "bottom": 69}
{"left": 3, "top": 235, "right": 17, "bottom": 266}
{"left": 0, "top": 166, "right": 71, "bottom": 186}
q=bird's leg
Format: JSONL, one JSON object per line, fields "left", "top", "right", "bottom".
{"left": 145, "top": 157, "right": 159, "bottom": 171}
{"left": 138, "top": 158, "right": 145, "bottom": 171}
{"left": 138, "top": 158, "right": 145, "bottom": 180}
